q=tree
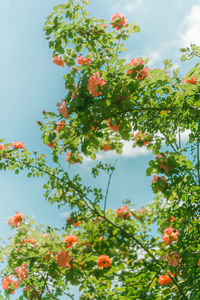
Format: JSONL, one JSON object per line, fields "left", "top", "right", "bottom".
{"left": 0, "top": 0, "right": 199, "bottom": 299}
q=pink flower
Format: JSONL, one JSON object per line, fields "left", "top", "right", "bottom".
{"left": 76, "top": 55, "right": 92, "bottom": 66}
{"left": 0, "top": 144, "right": 7, "bottom": 150}
{"left": 87, "top": 72, "right": 106, "bottom": 97}
{"left": 182, "top": 76, "right": 197, "bottom": 85}
{"left": 111, "top": 13, "right": 127, "bottom": 30}
{"left": 116, "top": 206, "right": 132, "bottom": 219}
{"left": 57, "top": 99, "right": 69, "bottom": 119}
{"left": 56, "top": 121, "right": 67, "bottom": 133}
{"left": 52, "top": 55, "right": 65, "bottom": 67}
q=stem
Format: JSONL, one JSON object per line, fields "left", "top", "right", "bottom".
{"left": 103, "top": 160, "right": 117, "bottom": 215}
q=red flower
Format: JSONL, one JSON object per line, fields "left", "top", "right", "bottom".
{"left": 134, "top": 131, "right": 150, "bottom": 146}
{"left": 182, "top": 76, "right": 197, "bottom": 85}
{"left": 161, "top": 228, "right": 179, "bottom": 246}
{"left": 64, "top": 235, "right": 78, "bottom": 248}
{"left": 87, "top": 72, "right": 106, "bottom": 97}
{"left": 11, "top": 142, "right": 25, "bottom": 150}
{"left": 107, "top": 118, "right": 120, "bottom": 131}
{"left": 158, "top": 272, "right": 174, "bottom": 285}
{"left": 56, "top": 121, "right": 67, "bottom": 133}
{"left": 1, "top": 276, "right": 19, "bottom": 294}
{"left": 56, "top": 249, "right": 71, "bottom": 269}
{"left": 7, "top": 212, "right": 24, "bottom": 227}
{"left": 57, "top": 99, "right": 69, "bottom": 119}
{"left": 47, "top": 143, "right": 55, "bottom": 150}
{"left": 76, "top": 55, "right": 92, "bottom": 66}
{"left": 110, "top": 13, "right": 127, "bottom": 30}
{"left": 97, "top": 255, "right": 112, "bottom": 269}
{"left": 198, "top": 258, "right": 200, "bottom": 271}
{"left": 116, "top": 206, "right": 132, "bottom": 219}
{"left": 52, "top": 55, "right": 65, "bottom": 67}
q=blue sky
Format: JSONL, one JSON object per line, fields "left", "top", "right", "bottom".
{"left": 0, "top": 0, "right": 200, "bottom": 297}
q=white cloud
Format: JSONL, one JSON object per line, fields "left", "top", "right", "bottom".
{"left": 147, "top": 51, "right": 161, "bottom": 67}
{"left": 180, "top": 5, "right": 200, "bottom": 46}
{"left": 59, "top": 211, "right": 70, "bottom": 218}
{"left": 83, "top": 141, "right": 150, "bottom": 163}
{"left": 110, "top": 0, "right": 143, "bottom": 14}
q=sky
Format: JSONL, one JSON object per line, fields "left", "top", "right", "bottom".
{"left": 0, "top": 0, "right": 200, "bottom": 298}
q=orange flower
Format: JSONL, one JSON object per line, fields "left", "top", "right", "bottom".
{"left": 158, "top": 271, "right": 174, "bottom": 285}
{"left": 56, "top": 249, "right": 71, "bottom": 269}
{"left": 64, "top": 235, "right": 78, "bottom": 248}
{"left": 161, "top": 228, "right": 179, "bottom": 246}
{"left": 1, "top": 276, "right": 19, "bottom": 294}
{"left": 102, "top": 143, "right": 111, "bottom": 151}
{"left": 57, "top": 99, "right": 69, "bottom": 119}
{"left": 56, "top": 121, "right": 67, "bottom": 133}
{"left": 76, "top": 55, "right": 92, "bottom": 66}
{"left": 15, "top": 262, "right": 28, "bottom": 283}
{"left": 198, "top": 258, "right": 200, "bottom": 271}
{"left": 182, "top": 76, "right": 197, "bottom": 85}
{"left": 11, "top": 142, "right": 25, "bottom": 150}
{"left": 52, "top": 55, "right": 65, "bottom": 67}
{"left": 116, "top": 206, "right": 132, "bottom": 219}
{"left": 97, "top": 255, "right": 112, "bottom": 269}
{"left": 87, "top": 72, "right": 106, "bottom": 97}
{"left": 110, "top": 13, "right": 127, "bottom": 30}
{"left": 7, "top": 212, "right": 24, "bottom": 227}
{"left": 161, "top": 252, "right": 181, "bottom": 267}
{"left": 107, "top": 118, "right": 120, "bottom": 131}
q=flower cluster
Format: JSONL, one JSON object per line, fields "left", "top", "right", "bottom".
{"left": 152, "top": 175, "right": 168, "bottom": 193}
{"left": 116, "top": 206, "right": 132, "bottom": 219}
{"left": 64, "top": 235, "right": 78, "bottom": 248}
{"left": 134, "top": 131, "right": 151, "bottom": 147}
{"left": 110, "top": 13, "right": 127, "bottom": 30}
{"left": 127, "top": 57, "right": 150, "bottom": 80}
{"left": 7, "top": 212, "right": 24, "bottom": 227}
{"left": 155, "top": 153, "right": 174, "bottom": 174}
{"left": 182, "top": 76, "right": 197, "bottom": 84}
{"left": 97, "top": 255, "right": 112, "bottom": 269}
{"left": 158, "top": 271, "right": 174, "bottom": 285}
{"left": 56, "top": 249, "right": 71, "bottom": 269}
{"left": 161, "top": 252, "right": 181, "bottom": 267}
{"left": 1, "top": 263, "right": 28, "bottom": 295}
{"left": 57, "top": 99, "right": 69, "bottom": 119}
{"left": 87, "top": 72, "right": 106, "bottom": 98}
{"left": 107, "top": 118, "right": 120, "bottom": 131}
{"left": 77, "top": 55, "right": 92, "bottom": 66}
{"left": 52, "top": 55, "right": 65, "bottom": 67}
{"left": 161, "top": 228, "right": 179, "bottom": 246}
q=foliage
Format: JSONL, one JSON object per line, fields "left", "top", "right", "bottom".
{"left": 0, "top": 0, "right": 200, "bottom": 299}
